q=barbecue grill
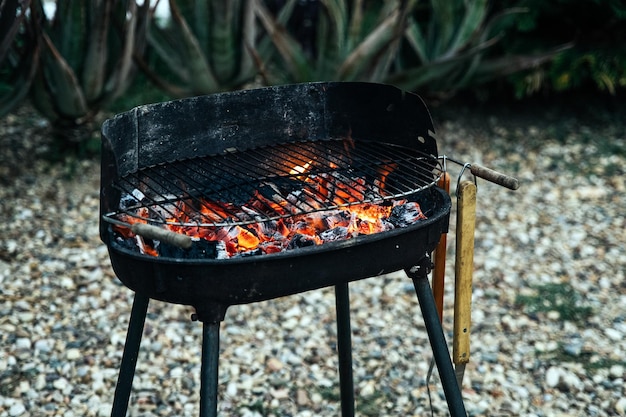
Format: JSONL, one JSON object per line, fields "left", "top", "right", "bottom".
{"left": 100, "top": 82, "right": 513, "bottom": 416}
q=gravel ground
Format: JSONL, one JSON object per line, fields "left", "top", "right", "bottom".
{"left": 1, "top": 97, "right": 625, "bottom": 417}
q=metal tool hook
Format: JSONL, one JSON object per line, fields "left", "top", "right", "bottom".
{"left": 456, "top": 163, "right": 477, "bottom": 198}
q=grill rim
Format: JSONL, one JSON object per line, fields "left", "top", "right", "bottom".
{"left": 102, "top": 139, "right": 443, "bottom": 229}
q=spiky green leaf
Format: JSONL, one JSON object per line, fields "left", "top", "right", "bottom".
{"left": 338, "top": 4, "right": 406, "bottom": 80}
{"left": 253, "top": 0, "right": 312, "bottom": 81}
{"left": 167, "top": 0, "right": 218, "bottom": 93}
{"left": 82, "top": 0, "right": 110, "bottom": 102}
{"left": 38, "top": 32, "right": 88, "bottom": 118}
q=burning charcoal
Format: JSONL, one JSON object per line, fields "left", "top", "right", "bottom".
{"left": 388, "top": 202, "right": 427, "bottom": 228}
{"left": 256, "top": 182, "right": 284, "bottom": 200}
{"left": 379, "top": 219, "right": 396, "bottom": 232}
{"left": 119, "top": 189, "right": 146, "bottom": 209}
{"left": 214, "top": 241, "right": 229, "bottom": 259}
{"left": 261, "top": 178, "right": 302, "bottom": 196}
{"left": 115, "top": 236, "right": 142, "bottom": 253}
{"left": 286, "top": 190, "right": 302, "bottom": 206}
{"left": 251, "top": 220, "right": 289, "bottom": 243}
{"left": 258, "top": 242, "right": 284, "bottom": 254}
{"left": 238, "top": 248, "right": 264, "bottom": 258}
{"left": 249, "top": 184, "right": 296, "bottom": 216}
{"left": 323, "top": 210, "right": 351, "bottom": 229}
{"left": 288, "top": 233, "right": 317, "bottom": 249}
{"left": 319, "top": 226, "right": 349, "bottom": 242}
{"left": 158, "top": 238, "right": 221, "bottom": 259}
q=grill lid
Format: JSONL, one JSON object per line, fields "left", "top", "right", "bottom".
{"left": 103, "top": 138, "right": 443, "bottom": 229}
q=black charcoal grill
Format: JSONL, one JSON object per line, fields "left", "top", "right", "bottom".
{"left": 101, "top": 82, "right": 468, "bottom": 416}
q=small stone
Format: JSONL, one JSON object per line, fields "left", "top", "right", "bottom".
{"left": 546, "top": 366, "right": 561, "bottom": 388}
{"left": 310, "top": 392, "right": 323, "bottom": 405}
{"left": 15, "top": 338, "right": 31, "bottom": 350}
{"left": 359, "top": 380, "right": 376, "bottom": 397}
{"left": 52, "top": 377, "right": 68, "bottom": 390}
{"left": 296, "top": 389, "right": 310, "bottom": 406}
{"left": 66, "top": 348, "right": 81, "bottom": 360}
{"left": 169, "top": 367, "right": 183, "bottom": 378}
{"left": 266, "top": 357, "right": 283, "bottom": 372}
{"left": 17, "top": 312, "right": 34, "bottom": 323}
{"left": 562, "top": 339, "right": 583, "bottom": 357}
{"left": 270, "top": 388, "right": 289, "bottom": 400}
{"left": 546, "top": 310, "right": 560, "bottom": 320}
{"left": 610, "top": 364, "right": 625, "bottom": 379}
{"left": 604, "top": 328, "right": 622, "bottom": 341}
{"left": 34, "top": 339, "right": 54, "bottom": 353}
{"left": 226, "top": 382, "right": 237, "bottom": 397}
{"left": 9, "top": 401, "right": 26, "bottom": 416}
{"left": 34, "top": 374, "right": 46, "bottom": 390}
{"left": 561, "top": 371, "right": 583, "bottom": 391}
{"left": 615, "top": 397, "right": 626, "bottom": 415}
{"left": 150, "top": 341, "right": 163, "bottom": 353}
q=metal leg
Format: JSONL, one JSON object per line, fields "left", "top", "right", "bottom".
{"left": 111, "top": 293, "right": 149, "bottom": 417}
{"left": 407, "top": 260, "right": 467, "bottom": 417}
{"left": 199, "top": 321, "right": 220, "bottom": 417}
{"left": 335, "top": 282, "right": 355, "bottom": 417}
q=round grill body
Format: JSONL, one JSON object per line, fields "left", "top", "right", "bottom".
{"left": 100, "top": 82, "right": 450, "bottom": 321}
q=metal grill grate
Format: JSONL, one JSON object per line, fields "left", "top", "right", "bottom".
{"left": 102, "top": 139, "right": 442, "bottom": 228}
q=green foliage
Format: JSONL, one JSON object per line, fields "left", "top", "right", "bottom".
{"left": 28, "top": 0, "right": 149, "bottom": 141}
{"left": 510, "top": 47, "right": 626, "bottom": 97}
{"left": 0, "top": 0, "right": 38, "bottom": 117}
{"left": 388, "top": 1, "right": 561, "bottom": 92}
{"left": 356, "top": 389, "right": 387, "bottom": 416}
{"left": 515, "top": 283, "right": 593, "bottom": 324}
{"left": 495, "top": 0, "right": 626, "bottom": 97}
{"left": 138, "top": 0, "right": 262, "bottom": 97}
{"left": 136, "top": 0, "right": 568, "bottom": 97}
{"left": 6, "top": 0, "right": 618, "bottom": 134}
{"left": 255, "top": 0, "right": 416, "bottom": 84}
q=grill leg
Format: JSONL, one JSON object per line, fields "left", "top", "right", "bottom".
{"left": 111, "top": 293, "right": 149, "bottom": 417}
{"left": 407, "top": 260, "right": 467, "bottom": 417}
{"left": 199, "top": 321, "right": 220, "bottom": 417}
{"left": 335, "top": 282, "right": 355, "bottom": 417}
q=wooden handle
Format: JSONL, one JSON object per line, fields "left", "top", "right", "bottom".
{"left": 131, "top": 223, "right": 193, "bottom": 249}
{"left": 453, "top": 181, "right": 476, "bottom": 366}
{"left": 432, "top": 172, "right": 450, "bottom": 322}
{"left": 470, "top": 164, "right": 519, "bottom": 190}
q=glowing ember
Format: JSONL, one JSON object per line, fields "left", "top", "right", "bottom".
{"left": 113, "top": 165, "right": 428, "bottom": 258}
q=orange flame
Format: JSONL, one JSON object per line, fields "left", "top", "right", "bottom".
{"left": 117, "top": 160, "right": 426, "bottom": 258}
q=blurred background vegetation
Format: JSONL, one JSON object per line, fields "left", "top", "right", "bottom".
{"left": 1, "top": 0, "right": 624, "bottom": 147}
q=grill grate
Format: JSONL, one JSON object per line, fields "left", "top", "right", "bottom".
{"left": 103, "top": 139, "right": 442, "bottom": 228}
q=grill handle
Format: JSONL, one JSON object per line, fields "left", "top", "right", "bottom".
{"left": 469, "top": 164, "right": 519, "bottom": 190}
{"left": 131, "top": 223, "right": 193, "bottom": 249}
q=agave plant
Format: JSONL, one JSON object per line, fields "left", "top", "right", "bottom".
{"left": 387, "top": 0, "right": 572, "bottom": 93}
{"left": 252, "top": 0, "right": 418, "bottom": 84}
{"left": 0, "top": 0, "right": 38, "bottom": 117}
{"left": 138, "top": 0, "right": 268, "bottom": 97}
{"left": 255, "top": 0, "right": 570, "bottom": 94}
{"left": 28, "top": 0, "right": 149, "bottom": 141}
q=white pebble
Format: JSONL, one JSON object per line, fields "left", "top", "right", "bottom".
{"left": 605, "top": 328, "right": 623, "bottom": 341}
{"left": 615, "top": 397, "right": 626, "bottom": 415}
{"left": 9, "top": 401, "right": 26, "bottom": 416}
{"left": 66, "top": 348, "right": 81, "bottom": 360}
{"left": 15, "top": 338, "right": 31, "bottom": 350}
{"left": 34, "top": 338, "right": 54, "bottom": 353}
{"left": 610, "top": 364, "right": 625, "bottom": 379}
{"left": 545, "top": 366, "right": 561, "bottom": 387}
